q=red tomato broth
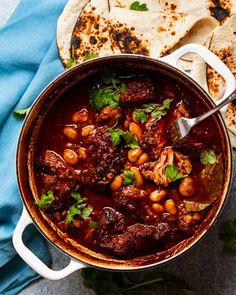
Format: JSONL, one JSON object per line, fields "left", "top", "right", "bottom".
{"left": 34, "top": 69, "right": 224, "bottom": 258}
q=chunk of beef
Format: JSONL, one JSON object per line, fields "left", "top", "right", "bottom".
{"left": 86, "top": 127, "right": 128, "bottom": 190}
{"left": 121, "top": 78, "right": 155, "bottom": 103}
{"left": 97, "top": 218, "right": 172, "bottom": 257}
{"left": 112, "top": 185, "right": 148, "bottom": 213}
{"left": 174, "top": 101, "right": 190, "bottom": 119}
{"left": 141, "top": 120, "right": 167, "bottom": 160}
{"left": 140, "top": 147, "right": 192, "bottom": 187}
{"left": 96, "top": 106, "right": 123, "bottom": 126}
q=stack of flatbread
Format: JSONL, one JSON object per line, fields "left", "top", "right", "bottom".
{"left": 57, "top": 0, "right": 236, "bottom": 147}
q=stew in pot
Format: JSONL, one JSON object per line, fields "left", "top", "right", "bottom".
{"left": 34, "top": 67, "right": 224, "bottom": 258}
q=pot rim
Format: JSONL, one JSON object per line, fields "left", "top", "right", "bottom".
{"left": 16, "top": 54, "right": 233, "bottom": 271}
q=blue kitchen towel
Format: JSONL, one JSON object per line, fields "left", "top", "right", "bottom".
{"left": 0, "top": 0, "right": 67, "bottom": 294}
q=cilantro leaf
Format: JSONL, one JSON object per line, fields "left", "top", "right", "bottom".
{"left": 90, "top": 87, "right": 120, "bottom": 111}
{"left": 66, "top": 45, "right": 78, "bottom": 69}
{"left": 123, "top": 170, "right": 136, "bottom": 185}
{"left": 13, "top": 107, "right": 30, "bottom": 119}
{"left": 100, "top": 67, "right": 120, "bottom": 86}
{"left": 143, "top": 99, "right": 173, "bottom": 120}
{"left": 200, "top": 150, "right": 217, "bottom": 165}
{"left": 66, "top": 192, "right": 93, "bottom": 223}
{"left": 37, "top": 191, "right": 55, "bottom": 210}
{"left": 163, "top": 98, "right": 173, "bottom": 109}
{"left": 220, "top": 219, "right": 236, "bottom": 250}
{"left": 89, "top": 221, "right": 99, "bottom": 229}
{"left": 130, "top": 1, "right": 148, "bottom": 11}
{"left": 108, "top": 128, "right": 139, "bottom": 148}
{"left": 166, "top": 165, "right": 186, "bottom": 181}
{"left": 82, "top": 206, "right": 93, "bottom": 219}
{"left": 84, "top": 53, "right": 98, "bottom": 60}
{"left": 134, "top": 109, "right": 147, "bottom": 123}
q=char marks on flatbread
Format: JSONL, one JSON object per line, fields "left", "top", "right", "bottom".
{"left": 71, "top": 0, "right": 113, "bottom": 63}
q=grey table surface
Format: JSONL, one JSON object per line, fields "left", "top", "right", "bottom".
{"left": 1, "top": 1, "right": 236, "bottom": 295}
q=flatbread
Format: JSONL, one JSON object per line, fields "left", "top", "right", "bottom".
{"left": 226, "top": 102, "right": 236, "bottom": 137}
{"left": 206, "top": 13, "right": 236, "bottom": 100}
{"left": 70, "top": 0, "right": 114, "bottom": 63}
{"left": 108, "top": 7, "right": 219, "bottom": 58}
{"left": 57, "top": 0, "right": 89, "bottom": 66}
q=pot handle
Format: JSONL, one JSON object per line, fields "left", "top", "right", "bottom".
{"left": 161, "top": 43, "right": 236, "bottom": 103}
{"left": 13, "top": 207, "right": 86, "bottom": 280}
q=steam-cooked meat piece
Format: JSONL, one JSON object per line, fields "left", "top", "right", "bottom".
{"left": 140, "top": 147, "right": 192, "bottom": 187}
{"left": 96, "top": 106, "right": 123, "bottom": 126}
{"left": 121, "top": 78, "right": 155, "bottom": 103}
{"left": 141, "top": 120, "right": 167, "bottom": 160}
{"left": 86, "top": 127, "right": 128, "bottom": 190}
{"left": 97, "top": 222, "right": 172, "bottom": 258}
{"left": 112, "top": 185, "right": 148, "bottom": 213}
{"left": 98, "top": 207, "right": 126, "bottom": 235}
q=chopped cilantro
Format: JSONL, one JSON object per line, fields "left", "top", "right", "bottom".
{"left": 66, "top": 45, "right": 78, "bottom": 69}
{"left": 108, "top": 128, "right": 139, "bottom": 148}
{"left": 134, "top": 109, "right": 147, "bottom": 123}
{"left": 200, "top": 150, "right": 217, "bottom": 165}
{"left": 130, "top": 1, "right": 148, "bottom": 11}
{"left": 143, "top": 99, "right": 173, "bottom": 120}
{"left": 90, "top": 68, "right": 125, "bottom": 111}
{"left": 123, "top": 170, "right": 136, "bottom": 185}
{"left": 89, "top": 221, "right": 99, "bottom": 229}
{"left": 84, "top": 53, "right": 98, "bottom": 60}
{"left": 166, "top": 165, "right": 187, "bottom": 181}
{"left": 37, "top": 191, "right": 55, "bottom": 210}
{"left": 66, "top": 192, "right": 93, "bottom": 224}
{"left": 13, "top": 107, "right": 30, "bottom": 119}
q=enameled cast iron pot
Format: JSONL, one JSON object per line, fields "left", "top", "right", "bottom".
{"left": 13, "top": 44, "right": 236, "bottom": 280}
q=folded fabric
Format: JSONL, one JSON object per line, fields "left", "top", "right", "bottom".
{"left": 0, "top": 0, "right": 67, "bottom": 294}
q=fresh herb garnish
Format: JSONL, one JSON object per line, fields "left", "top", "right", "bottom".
{"left": 84, "top": 53, "right": 98, "bottom": 60}
{"left": 166, "top": 164, "right": 187, "bottom": 181}
{"left": 37, "top": 191, "right": 55, "bottom": 210}
{"left": 200, "top": 150, "right": 217, "bottom": 165}
{"left": 123, "top": 169, "right": 136, "bottom": 185}
{"left": 81, "top": 268, "right": 197, "bottom": 295}
{"left": 134, "top": 108, "right": 147, "bottom": 123}
{"left": 220, "top": 219, "right": 236, "bottom": 250}
{"left": 13, "top": 107, "right": 30, "bottom": 119}
{"left": 143, "top": 99, "right": 173, "bottom": 120}
{"left": 66, "top": 192, "right": 93, "bottom": 224}
{"left": 66, "top": 46, "right": 78, "bottom": 69}
{"left": 108, "top": 128, "right": 139, "bottom": 148}
{"left": 89, "top": 221, "right": 99, "bottom": 229}
{"left": 90, "top": 68, "right": 125, "bottom": 111}
{"left": 130, "top": 1, "right": 148, "bottom": 11}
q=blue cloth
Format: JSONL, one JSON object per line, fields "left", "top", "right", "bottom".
{"left": 0, "top": 1, "right": 67, "bottom": 294}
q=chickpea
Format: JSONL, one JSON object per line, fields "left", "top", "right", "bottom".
{"left": 131, "top": 167, "right": 144, "bottom": 188}
{"left": 63, "top": 126, "right": 79, "bottom": 141}
{"left": 184, "top": 214, "right": 193, "bottom": 224}
{"left": 124, "top": 119, "right": 131, "bottom": 129}
{"left": 77, "top": 147, "right": 87, "bottom": 160}
{"left": 63, "top": 149, "right": 79, "bottom": 165}
{"left": 111, "top": 175, "right": 123, "bottom": 191}
{"left": 129, "top": 122, "right": 143, "bottom": 140}
{"left": 152, "top": 203, "right": 164, "bottom": 214}
{"left": 128, "top": 148, "right": 143, "bottom": 163}
{"left": 192, "top": 213, "right": 201, "bottom": 222}
{"left": 136, "top": 153, "right": 149, "bottom": 165}
{"left": 179, "top": 176, "right": 195, "bottom": 197}
{"left": 149, "top": 189, "right": 167, "bottom": 202}
{"left": 81, "top": 125, "right": 94, "bottom": 137}
{"left": 65, "top": 143, "right": 73, "bottom": 148}
{"left": 72, "top": 109, "right": 88, "bottom": 123}
{"left": 164, "top": 199, "right": 177, "bottom": 215}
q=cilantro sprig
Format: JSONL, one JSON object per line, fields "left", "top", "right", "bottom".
{"left": 134, "top": 99, "right": 172, "bottom": 123}
{"left": 108, "top": 128, "right": 139, "bottom": 148}
{"left": 166, "top": 165, "right": 187, "bottom": 181}
{"left": 37, "top": 191, "right": 55, "bottom": 210}
{"left": 13, "top": 107, "right": 30, "bottom": 119}
{"left": 123, "top": 169, "right": 137, "bottom": 185}
{"left": 84, "top": 53, "right": 98, "bottom": 60}
{"left": 66, "top": 192, "right": 93, "bottom": 224}
{"left": 130, "top": 1, "right": 148, "bottom": 11}
{"left": 90, "top": 68, "right": 126, "bottom": 111}
{"left": 66, "top": 45, "right": 78, "bottom": 69}
{"left": 200, "top": 150, "right": 217, "bottom": 165}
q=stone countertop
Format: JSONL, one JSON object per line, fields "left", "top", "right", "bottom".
{"left": 1, "top": 2, "right": 236, "bottom": 295}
